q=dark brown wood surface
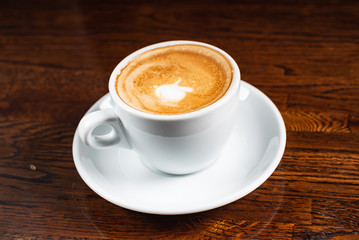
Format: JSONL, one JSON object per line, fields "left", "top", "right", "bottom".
{"left": 1, "top": 0, "right": 359, "bottom": 239}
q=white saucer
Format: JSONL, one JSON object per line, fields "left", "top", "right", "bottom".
{"left": 72, "top": 81, "right": 286, "bottom": 215}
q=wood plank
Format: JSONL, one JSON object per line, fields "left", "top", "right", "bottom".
{"left": 282, "top": 111, "right": 350, "bottom": 133}
{"left": 293, "top": 225, "right": 359, "bottom": 240}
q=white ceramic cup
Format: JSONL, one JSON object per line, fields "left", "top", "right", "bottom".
{"left": 78, "top": 40, "right": 241, "bottom": 175}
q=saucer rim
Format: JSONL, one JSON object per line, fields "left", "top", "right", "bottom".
{"left": 72, "top": 81, "right": 286, "bottom": 215}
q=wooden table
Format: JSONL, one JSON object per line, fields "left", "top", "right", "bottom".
{"left": 1, "top": 0, "right": 358, "bottom": 239}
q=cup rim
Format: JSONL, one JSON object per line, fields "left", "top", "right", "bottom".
{"left": 108, "top": 40, "right": 241, "bottom": 121}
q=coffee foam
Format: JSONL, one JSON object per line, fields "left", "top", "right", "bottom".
{"left": 154, "top": 78, "right": 193, "bottom": 103}
{"left": 116, "top": 44, "right": 233, "bottom": 115}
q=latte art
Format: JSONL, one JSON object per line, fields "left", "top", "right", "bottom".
{"left": 154, "top": 78, "right": 193, "bottom": 104}
{"left": 115, "top": 44, "right": 233, "bottom": 115}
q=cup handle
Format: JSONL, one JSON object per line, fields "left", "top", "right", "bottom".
{"left": 78, "top": 109, "right": 131, "bottom": 149}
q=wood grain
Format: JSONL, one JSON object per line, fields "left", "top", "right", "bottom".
{"left": 1, "top": 0, "right": 359, "bottom": 239}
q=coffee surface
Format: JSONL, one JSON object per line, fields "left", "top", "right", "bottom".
{"left": 115, "top": 44, "right": 233, "bottom": 115}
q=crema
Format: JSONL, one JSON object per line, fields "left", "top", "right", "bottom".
{"left": 115, "top": 44, "right": 233, "bottom": 115}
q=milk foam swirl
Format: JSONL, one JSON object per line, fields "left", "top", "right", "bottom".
{"left": 154, "top": 78, "right": 193, "bottom": 104}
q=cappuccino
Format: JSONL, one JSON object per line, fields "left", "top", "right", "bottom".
{"left": 115, "top": 44, "right": 233, "bottom": 115}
